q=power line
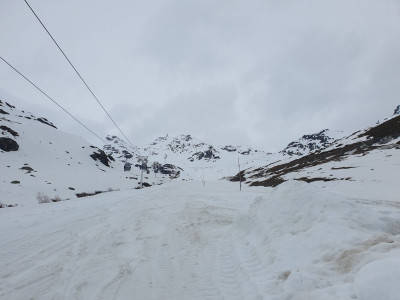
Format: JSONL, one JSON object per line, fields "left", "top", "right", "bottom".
{"left": 0, "top": 56, "right": 107, "bottom": 145}
{"left": 23, "top": 0, "right": 140, "bottom": 154}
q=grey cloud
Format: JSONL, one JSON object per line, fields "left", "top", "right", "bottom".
{"left": 1, "top": 0, "right": 400, "bottom": 152}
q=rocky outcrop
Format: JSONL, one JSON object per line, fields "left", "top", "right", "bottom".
{"left": 280, "top": 129, "right": 337, "bottom": 156}
{"left": 104, "top": 135, "right": 136, "bottom": 162}
{"left": 394, "top": 105, "right": 400, "bottom": 115}
{"left": 189, "top": 146, "right": 220, "bottom": 161}
{"left": 0, "top": 137, "right": 19, "bottom": 152}
{"left": 90, "top": 149, "right": 113, "bottom": 167}
{"left": 361, "top": 115, "right": 400, "bottom": 141}
{"left": 1, "top": 125, "right": 19, "bottom": 137}
{"left": 221, "top": 145, "right": 237, "bottom": 152}
{"left": 152, "top": 163, "right": 182, "bottom": 179}
{"left": 35, "top": 117, "right": 57, "bottom": 129}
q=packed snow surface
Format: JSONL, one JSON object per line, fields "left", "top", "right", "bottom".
{"left": 1, "top": 180, "right": 400, "bottom": 299}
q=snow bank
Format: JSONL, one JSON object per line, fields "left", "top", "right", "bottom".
{"left": 354, "top": 257, "right": 400, "bottom": 300}
{"left": 230, "top": 180, "right": 400, "bottom": 299}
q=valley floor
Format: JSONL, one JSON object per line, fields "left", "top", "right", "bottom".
{"left": 1, "top": 180, "right": 400, "bottom": 300}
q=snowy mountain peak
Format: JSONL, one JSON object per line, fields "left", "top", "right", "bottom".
{"left": 147, "top": 134, "right": 209, "bottom": 154}
{"left": 280, "top": 129, "right": 345, "bottom": 156}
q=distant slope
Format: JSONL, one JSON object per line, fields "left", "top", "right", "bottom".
{"left": 232, "top": 108, "right": 400, "bottom": 200}
{"left": 104, "top": 134, "right": 276, "bottom": 180}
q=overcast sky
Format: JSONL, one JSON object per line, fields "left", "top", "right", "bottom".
{"left": 1, "top": 0, "right": 400, "bottom": 151}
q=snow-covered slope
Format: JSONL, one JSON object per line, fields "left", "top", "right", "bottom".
{"left": 0, "top": 100, "right": 141, "bottom": 206}
{"left": 234, "top": 108, "right": 400, "bottom": 198}
{"left": 1, "top": 100, "right": 400, "bottom": 299}
{"left": 104, "top": 128, "right": 350, "bottom": 184}
{"left": 104, "top": 134, "right": 276, "bottom": 181}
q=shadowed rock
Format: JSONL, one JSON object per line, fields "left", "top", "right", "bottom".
{"left": 0, "top": 137, "right": 19, "bottom": 152}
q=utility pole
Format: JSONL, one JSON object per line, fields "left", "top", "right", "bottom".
{"left": 238, "top": 156, "right": 242, "bottom": 191}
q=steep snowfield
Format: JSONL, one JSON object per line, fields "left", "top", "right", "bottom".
{"left": 1, "top": 101, "right": 141, "bottom": 206}
{"left": 1, "top": 180, "right": 399, "bottom": 299}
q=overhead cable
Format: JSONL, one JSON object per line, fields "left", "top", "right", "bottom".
{"left": 0, "top": 56, "right": 107, "bottom": 145}
{"left": 24, "top": 0, "right": 140, "bottom": 154}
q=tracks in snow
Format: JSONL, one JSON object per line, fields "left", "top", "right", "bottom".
{"left": 0, "top": 183, "right": 269, "bottom": 299}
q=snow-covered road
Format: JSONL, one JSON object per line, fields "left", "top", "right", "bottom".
{"left": 0, "top": 181, "right": 265, "bottom": 299}
{"left": 1, "top": 181, "right": 400, "bottom": 300}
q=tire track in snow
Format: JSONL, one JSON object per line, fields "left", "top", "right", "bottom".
{"left": 0, "top": 182, "right": 268, "bottom": 299}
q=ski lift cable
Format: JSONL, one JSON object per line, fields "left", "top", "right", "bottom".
{"left": 23, "top": 0, "right": 141, "bottom": 155}
{"left": 0, "top": 56, "right": 107, "bottom": 145}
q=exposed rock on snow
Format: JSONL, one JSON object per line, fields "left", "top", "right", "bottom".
{"left": 0, "top": 101, "right": 143, "bottom": 205}
{"left": 35, "top": 117, "right": 57, "bottom": 129}
{"left": 104, "top": 135, "right": 137, "bottom": 161}
{"left": 361, "top": 114, "right": 400, "bottom": 140}
{"left": 0, "top": 137, "right": 19, "bottom": 151}
{"left": 90, "top": 149, "right": 113, "bottom": 167}
{"left": 189, "top": 146, "right": 220, "bottom": 161}
{"left": 104, "top": 133, "right": 272, "bottom": 182}
{"left": 234, "top": 114, "right": 400, "bottom": 188}
{"left": 394, "top": 105, "right": 400, "bottom": 115}
{"left": 221, "top": 145, "right": 237, "bottom": 152}
{"left": 280, "top": 129, "right": 344, "bottom": 156}
{"left": 1, "top": 125, "right": 19, "bottom": 137}
{"left": 155, "top": 163, "right": 182, "bottom": 178}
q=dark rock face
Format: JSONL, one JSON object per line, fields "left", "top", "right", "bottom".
{"left": 0, "top": 108, "right": 9, "bottom": 115}
{"left": 281, "top": 129, "right": 334, "bottom": 156}
{"left": 239, "top": 149, "right": 251, "bottom": 155}
{"left": 189, "top": 146, "right": 220, "bottom": 161}
{"left": 20, "top": 166, "right": 34, "bottom": 173}
{"left": 0, "top": 125, "right": 19, "bottom": 137}
{"left": 361, "top": 115, "right": 400, "bottom": 140}
{"left": 5, "top": 102, "right": 15, "bottom": 109}
{"left": 0, "top": 137, "right": 19, "bottom": 151}
{"left": 152, "top": 163, "right": 181, "bottom": 178}
{"left": 103, "top": 135, "right": 135, "bottom": 162}
{"left": 35, "top": 118, "right": 57, "bottom": 129}
{"left": 90, "top": 150, "right": 112, "bottom": 167}
{"left": 221, "top": 145, "right": 237, "bottom": 152}
{"left": 394, "top": 105, "right": 400, "bottom": 115}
